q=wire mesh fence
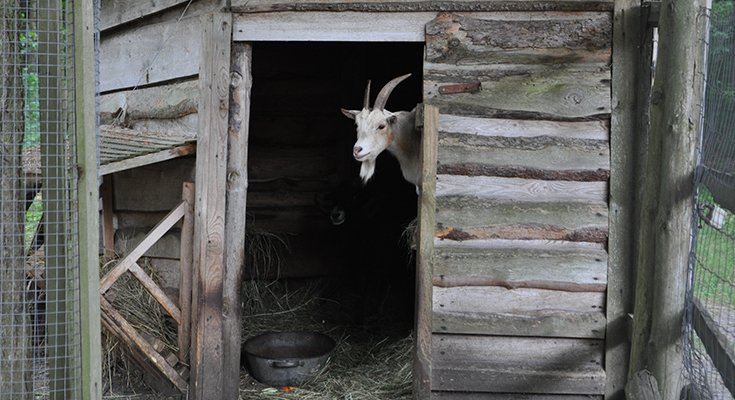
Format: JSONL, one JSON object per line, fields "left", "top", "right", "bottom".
{"left": 0, "top": 1, "right": 84, "bottom": 398}
{"left": 685, "top": 0, "right": 735, "bottom": 399}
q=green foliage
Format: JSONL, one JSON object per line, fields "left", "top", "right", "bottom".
{"left": 21, "top": 25, "right": 39, "bottom": 148}
{"left": 693, "top": 188, "right": 735, "bottom": 306}
{"left": 24, "top": 192, "right": 43, "bottom": 254}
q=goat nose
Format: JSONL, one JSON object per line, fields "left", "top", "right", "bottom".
{"left": 353, "top": 146, "right": 362, "bottom": 157}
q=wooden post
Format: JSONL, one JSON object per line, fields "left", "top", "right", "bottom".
{"left": 178, "top": 182, "right": 195, "bottom": 362}
{"left": 221, "top": 42, "right": 251, "bottom": 399}
{"left": 190, "top": 11, "right": 232, "bottom": 400}
{"left": 608, "top": 0, "right": 641, "bottom": 398}
{"left": 101, "top": 175, "right": 115, "bottom": 258}
{"left": 640, "top": 0, "right": 705, "bottom": 397}
{"left": 414, "top": 104, "right": 438, "bottom": 399}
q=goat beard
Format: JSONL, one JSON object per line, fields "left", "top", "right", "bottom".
{"left": 359, "top": 159, "right": 376, "bottom": 184}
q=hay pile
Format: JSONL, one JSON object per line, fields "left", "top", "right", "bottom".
{"left": 238, "top": 280, "right": 414, "bottom": 400}
{"left": 100, "top": 257, "right": 178, "bottom": 396}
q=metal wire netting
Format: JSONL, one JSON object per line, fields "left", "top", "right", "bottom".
{"left": 685, "top": 1, "right": 735, "bottom": 399}
{"left": 0, "top": 1, "right": 83, "bottom": 399}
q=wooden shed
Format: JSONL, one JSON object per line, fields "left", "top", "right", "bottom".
{"left": 98, "top": 0, "right": 635, "bottom": 398}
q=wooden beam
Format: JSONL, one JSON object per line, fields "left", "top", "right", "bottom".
{"left": 645, "top": 0, "right": 704, "bottom": 397}
{"left": 607, "top": 0, "right": 641, "bottom": 398}
{"left": 432, "top": 335, "right": 606, "bottom": 394}
{"left": 100, "top": 0, "right": 192, "bottom": 31}
{"left": 231, "top": 0, "right": 615, "bottom": 13}
{"left": 102, "top": 175, "right": 115, "bottom": 258}
{"left": 99, "top": 143, "right": 196, "bottom": 175}
{"left": 178, "top": 182, "right": 195, "bottom": 362}
{"left": 190, "top": 12, "right": 232, "bottom": 400}
{"left": 222, "top": 42, "right": 251, "bottom": 400}
{"left": 692, "top": 298, "right": 735, "bottom": 397}
{"left": 415, "top": 104, "right": 438, "bottom": 399}
{"left": 100, "top": 296, "right": 188, "bottom": 392}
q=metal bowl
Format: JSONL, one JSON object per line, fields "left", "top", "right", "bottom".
{"left": 242, "top": 332, "right": 336, "bottom": 386}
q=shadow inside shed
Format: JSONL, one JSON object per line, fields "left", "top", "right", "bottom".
{"left": 245, "top": 42, "right": 423, "bottom": 335}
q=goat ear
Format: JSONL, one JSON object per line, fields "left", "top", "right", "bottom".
{"left": 387, "top": 115, "right": 397, "bottom": 125}
{"left": 341, "top": 108, "right": 359, "bottom": 120}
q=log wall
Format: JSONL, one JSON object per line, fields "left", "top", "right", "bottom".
{"left": 424, "top": 11, "right": 612, "bottom": 397}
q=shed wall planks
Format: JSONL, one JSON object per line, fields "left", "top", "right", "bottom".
{"left": 424, "top": 10, "right": 611, "bottom": 397}
{"left": 431, "top": 335, "right": 606, "bottom": 394}
{"left": 231, "top": 0, "right": 615, "bottom": 12}
{"left": 100, "top": 16, "right": 201, "bottom": 92}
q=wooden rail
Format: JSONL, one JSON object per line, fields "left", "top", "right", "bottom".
{"left": 692, "top": 298, "right": 735, "bottom": 398}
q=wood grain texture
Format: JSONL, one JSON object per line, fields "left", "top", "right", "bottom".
{"left": 178, "top": 182, "right": 195, "bottom": 363}
{"left": 100, "top": 16, "right": 200, "bottom": 92}
{"left": 610, "top": 2, "right": 644, "bottom": 399}
{"left": 234, "top": 11, "right": 434, "bottom": 42}
{"left": 190, "top": 12, "right": 231, "bottom": 400}
{"left": 436, "top": 175, "right": 607, "bottom": 204}
{"left": 415, "top": 104, "right": 439, "bottom": 399}
{"left": 425, "top": 67, "right": 611, "bottom": 120}
{"left": 432, "top": 334, "right": 605, "bottom": 394}
{"left": 433, "top": 239, "right": 607, "bottom": 290}
{"left": 99, "top": 79, "right": 199, "bottom": 124}
{"left": 100, "top": 0, "right": 191, "bottom": 30}
{"left": 439, "top": 114, "right": 609, "bottom": 140}
{"left": 231, "top": 0, "right": 615, "bottom": 13}
{"left": 426, "top": 12, "right": 611, "bottom": 63}
{"left": 438, "top": 133, "right": 609, "bottom": 181}
{"left": 433, "top": 286, "right": 606, "bottom": 338}
{"left": 222, "top": 42, "right": 252, "bottom": 400}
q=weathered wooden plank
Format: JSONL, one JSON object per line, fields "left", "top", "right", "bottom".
{"left": 433, "top": 239, "right": 607, "bottom": 290}
{"left": 231, "top": 0, "right": 615, "bottom": 13}
{"left": 432, "top": 334, "right": 606, "bottom": 394}
{"left": 99, "top": 200, "right": 187, "bottom": 293}
{"left": 102, "top": 175, "right": 115, "bottom": 258}
{"left": 100, "top": 16, "right": 200, "bottom": 92}
{"left": 426, "top": 12, "right": 612, "bottom": 57}
{"left": 415, "top": 104, "right": 439, "bottom": 398}
{"left": 234, "top": 11, "right": 435, "bottom": 42}
{"left": 425, "top": 68, "right": 611, "bottom": 120}
{"left": 73, "top": 0, "right": 103, "bottom": 396}
{"left": 100, "top": 144, "right": 196, "bottom": 175}
{"left": 433, "top": 286, "right": 606, "bottom": 338}
{"left": 99, "top": 79, "right": 199, "bottom": 124}
{"left": 432, "top": 393, "right": 602, "bottom": 399}
{"left": 127, "top": 261, "right": 182, "bottom": 323}
{"left": 100, "top": 296, "right": 188, "bottom": 392}
{"left": 440, "top": 115, "right": 609, "bottom": 141}
{"left": 436, "top": 175, "right": 607, "bottom": 204}
{"left": 438, "top": 133, "right": 609, "bottom": 181}
{"left": 190, "top": 12, "right": 231, "bottom": 400}
{"left": 100, "top": 0, "right": 192, "bottom": 30}
{"left": 178, "top": 182, "right": 195, "bottom": 363}
{"left": 222, "top": 42, "right": 252, "bottom": 400}
{"left": 437, "top": 198, "right": 608, "bottom": 238}
{"left": 607, "top": 0, "right": 644, "bottom": 398}
{"left": 113, "top": 157, "right": 195, "bottom": 212}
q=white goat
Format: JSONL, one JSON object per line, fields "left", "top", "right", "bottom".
{"left": 341, "top": 73, "right": 420, "bottom": 188}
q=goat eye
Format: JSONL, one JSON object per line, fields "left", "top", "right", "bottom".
{"left": 378, "top": 124, "right": 386, "bottom": 130}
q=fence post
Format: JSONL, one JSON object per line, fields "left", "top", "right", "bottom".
{"left": 643, "top": 0, "right": 706, "bottom": 397}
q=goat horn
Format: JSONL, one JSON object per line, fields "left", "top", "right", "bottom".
{"left": 373, "top": 73, "right": 411, "bottom": 110}
{"left": 363, "top": 80, "right": 371, "bottom": 109}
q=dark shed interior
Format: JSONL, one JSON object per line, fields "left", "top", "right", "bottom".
{"left": 246, "top": 42, "right": 424, "bottom": 328}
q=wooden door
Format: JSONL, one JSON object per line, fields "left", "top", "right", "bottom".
{"left": 419, "top": 11, "right": 613, "bottom": 398}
